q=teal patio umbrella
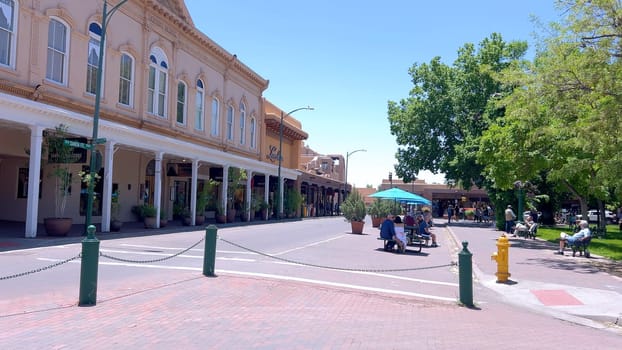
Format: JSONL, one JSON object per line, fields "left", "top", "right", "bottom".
{"left": 369, "top": 188, "right": 431, "bottom": 205}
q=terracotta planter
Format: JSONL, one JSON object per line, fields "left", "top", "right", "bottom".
{"left": 182, "top": 216, "right": 192, "bottom": 226}
{"left": 371, "top": 216, "right": 383, "bottom": 228}
{"left": 195, "top": 215, "right": 205, "bottom": 226}
{"left": 350, "top": 220, "right": 365, "bottom": 234}
{"left": 216, "top": 215, "right": 227, "bottom": 223}
{"left": 227, "top": 209, "right": 237, "bottom": 223}
{"left": 160, "top": 219, "right": 168, "bottom": 228}
{"left": 110, "top": 220, "right": 123, "bottom": 232}
{"left": 144, "top": 216, "right": 157, "bottom": 229}
{"left": 44, "top": 217, "right": 73, "bottom": 236}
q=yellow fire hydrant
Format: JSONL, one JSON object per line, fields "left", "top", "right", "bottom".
{"left": 491, "top": 234, "right": 511, "bottom": 283}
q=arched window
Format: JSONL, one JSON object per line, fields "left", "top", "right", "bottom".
{"left": 86, "top": 22, "right": 102, "bottom": 94}
{"left": 239, "top": 101, "right": 246, "bottom": 145}
{"left": 118, "top": 52, "right": 134, "bottom": 106}
{"left": 176, "top": 81, "right": 187, "bottom": 125}
{"left": 147, "top": 48, "right": 168, "bottom": 117}
{"left": 46, "top": 18, "right": 69, "bottom": 84}
{"left": 210, "top": 97, "right": 220, "bottom": 136}
{"left": 195, "top": 79, "right": 204, "bottom": 131}
{"left": 249, "top": 115, "right": 256, "bottom": 149}
{"left": 0, "top": 0, "right": 18, "bottom": 68}
{"left": 226, "top": 104, "right": 234, "bottom": 141}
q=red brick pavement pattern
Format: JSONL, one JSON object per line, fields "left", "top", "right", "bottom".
{"left": 531, "top": 289, "right": 584, "bottom": 306}
{"left": 2, "top": 274, "right": 622, "bottom": 349}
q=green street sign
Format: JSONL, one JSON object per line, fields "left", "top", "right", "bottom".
{"left": 64, "top": 140, "right": 92, "bottom": 149}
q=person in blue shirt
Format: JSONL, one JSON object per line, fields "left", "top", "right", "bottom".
{"left": 417, "top": 214, "right": 438, "bottom": 247}
{"left": 379, "top": 214, "right": 397, "bottom": 251}
{"left": 556, "top": 220, "right": 591, "bottom": 255}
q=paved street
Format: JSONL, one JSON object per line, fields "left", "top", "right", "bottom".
{"left": 1, "top": 217, "right": 621, "bottom": 349}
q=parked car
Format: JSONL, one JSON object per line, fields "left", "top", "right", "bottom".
{"left": 576, "top": 210, "right": 617, "bottom": 224}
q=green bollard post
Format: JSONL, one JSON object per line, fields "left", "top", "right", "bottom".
{"left": 458, "top": 241, "right": 474, "bottom": 307}
{"left": 78, "top": 225, "right": 100, "bottom": 306}
{"left": 203, "top": 225, "right": 218, "bottom": 277}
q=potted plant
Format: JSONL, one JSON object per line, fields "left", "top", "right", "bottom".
{"left": 110, "top": 189, "right": 122, "bottom": 232}
{"left": 43, "top": 124, "right": 77, "bottom": 236}
{"left": 341, "top": 189, "right": 367, "bottom": 234}
{"left": 141, "top": 204, "right": 157, "bottom": 228}
{"left": 204, "top": 179, "right": 220, "bottom": 220}
{"left": 368, "top": 199, "right": 390, "bottom": 228}
{"left": 284, "top": 188, "right": 303, "bottom": 218}
{"left": 181, "top": 207, "right": 192, "bottom": 226}
{"left": 226, "top": 167, "right": 246, "bottom": 223}
{"left": 159, "top": 208, "right": 168, "bottom": 227}
{"left": 215, "top": 202, "right": 226, "bottom": 223}
{"left": 195, "top": 182, "right": 211, "bottom": 226}
{"left": 258, "top": 198, "right": 269, "bottom": 220}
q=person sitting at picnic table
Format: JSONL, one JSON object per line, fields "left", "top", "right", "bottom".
{"left": 417, "top": 214, "right": 438, "bottom": 247}
{"left": 379, "top": 214, "right": 405, "bottom": 253}
{"left": 393, "top": 215, "right": 407, "bottom": 252}
{"left": 556, "top": 220, "right": 591, "bottom": 255}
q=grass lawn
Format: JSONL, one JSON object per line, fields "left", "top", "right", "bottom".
{"left": 537, "top": 224, "right": 622, "bottom": 260}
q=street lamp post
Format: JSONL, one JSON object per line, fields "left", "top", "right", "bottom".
{"left": 277, "top": 106, "right": 313, "bottom": 218}
{"left": 79, "top": 0, "right": 129, "bottom": 307}
{"left": 344, "top": 149, "right": 366, "bottom": 198}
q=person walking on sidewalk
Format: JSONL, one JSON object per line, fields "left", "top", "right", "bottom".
{"left": 447, "top": 204, "right": 454, "bottom": 224}
{"left": 504, "top": 205, "right": 516, "bottom": 234}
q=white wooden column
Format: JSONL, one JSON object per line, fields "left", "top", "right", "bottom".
{"left": 101, "top": 141, "right": 116, "bottom": 232}
{"left": 191, "top": 159, "right": 199, "bottom": 225}
{"left": 25, "top": 125, "right": 44, "bottom": 238}
{"left": 245, "top": 170, "right": 252, "bottom": 221}
{"left": 222, "top": 165, "right": 229, "bottom": 217}
{"left": 154, "top": 152, "right": 164, "bottom": 228}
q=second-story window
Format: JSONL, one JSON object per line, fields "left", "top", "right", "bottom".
{"left": 0, "top": 0, "right": 17, "bottom": 68}
{"left": 226, "top": 104, "right": 234, "bottom": 141}
{"left": 249, "top": 116, "right": 256, "bottom": 149}
{"left": 86, "top": 22, "right": 102, "bottom": 94}
{"left": 147, "top": 48, "right": 168, "bottom": 117}
{"left": 46, "top": 18, "right": 69, "bottom": 84}
{"left": 239, "top": 102, "right": 246, "bottom": 145}
{"left": 118, "top": 53, "right": 134, "bottom": 106}
{"left": 211, "top": 97, "right": 220, "bottom": 136}
{"left": 176, "top": 81, "right": 186, "bottom": 125}
{"left": 195, "top": 79, "right": 204, "bottom": 131}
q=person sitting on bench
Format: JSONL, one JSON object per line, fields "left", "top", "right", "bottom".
{"left": 379, "top": 214, "right": 396, "bottom": 251}
{"left": 556, "top": 220, "right": 591, "bottom": 255}
{"left": 417, "top": 214, "right": 438, "bottom": 247}
{"left": 513, "top": 215, "right": 535, "bottom": 236}
{"left": 393, "top": 215, "right": 407, "bottom": 252}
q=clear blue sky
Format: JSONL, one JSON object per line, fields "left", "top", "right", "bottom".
{"left": 185, "top": 0, "right": 560, "bottom": 188}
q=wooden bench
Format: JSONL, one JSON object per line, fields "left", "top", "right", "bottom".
{"left": 377, "top": 233, "right": 424, "bottom": 253}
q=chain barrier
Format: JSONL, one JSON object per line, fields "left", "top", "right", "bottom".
{"left": 2, "top": 237, "right": 206, "bottom": 281}
{"left": 218, "top": 237, "right": 457, "bottom": 273}
{"left": 99, "top": 237, "right": 205, "bottom": 264}
{"left": 2, "top": 236, "right": 454, "bottom": 281}
{"left": 0, "top": 253, "right": 82, "bottom": 281}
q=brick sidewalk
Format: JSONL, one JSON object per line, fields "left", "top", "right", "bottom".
{"left": 2, "top": 273, "right": 622, "bottom": 349}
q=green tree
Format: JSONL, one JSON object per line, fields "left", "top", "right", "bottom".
{"left": 388, "top": 33, "right": 528, "bottom": 190}
{"left": 478, "top": 0, "right": 622, "bottom": 228}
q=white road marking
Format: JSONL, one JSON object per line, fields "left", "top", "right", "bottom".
{"left": 35, "top": 258, "right": 456, "bottom": 302}
{"left": 272, "top": 235, "right": 348, "bottom": 256}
